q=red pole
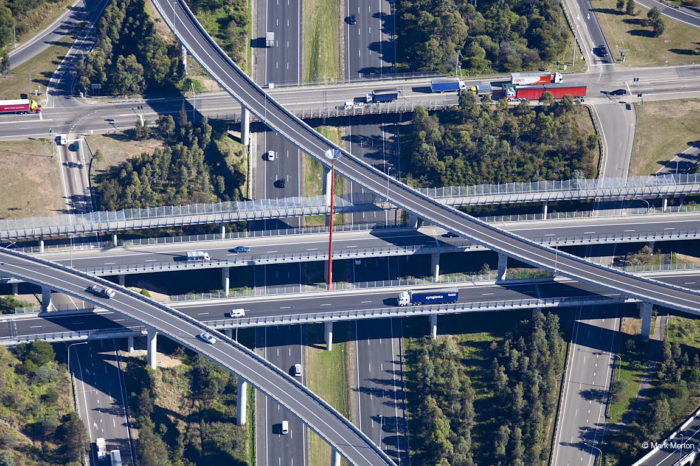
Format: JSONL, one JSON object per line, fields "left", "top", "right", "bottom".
{"left": 327, "top": 159, "right": 335, "bottom": 291}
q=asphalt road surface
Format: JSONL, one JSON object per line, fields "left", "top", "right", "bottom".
{"left": 0, "top": 248, "right": 392, "bottom": 466}
{"left": 71, "top": 340, "right": 135, "bottom": 466}
{"left": 634, "top": 0, "right": 700, "bottom": 28}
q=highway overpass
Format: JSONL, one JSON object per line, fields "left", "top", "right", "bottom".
{"left": 0, "top": 247, "right": 392, "bottom": 466}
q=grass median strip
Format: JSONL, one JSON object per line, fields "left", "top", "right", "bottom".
{"left": 303, "top": 0, "right": 341, "bottom": 82}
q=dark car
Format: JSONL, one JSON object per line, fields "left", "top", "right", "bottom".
{"left": 347, "top": 14, "right": 357, "bottom": 25}
{"left": 275, "top": 178, "right": 287, "bottom": 188}
{"left": 598, "top": 45, "right": 608, "bottom": 57}
{"left": 230, "top": 246, "right": 251, "bottom": 253}
{"left": 442, "top": 232, "right": 459, "bottom": 238}
{"left": 610, "top": 88, "right": 627, "bottom": 96}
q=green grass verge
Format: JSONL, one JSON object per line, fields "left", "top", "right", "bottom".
{"left": 247, "top": 383, "right": 256, "bottom": 465}
{"left": 550, "top": 6, "right": 589, "bottom": 74}
{"left": 303, "top": 0, "right": 341, "bottom": 82}
{"left": 306, "top": 323, "right": 351, "bottom": 466}
{"left": 0, "top": 38, "right": 72, "bottom": 102}
{"left": 304, "top": 126, "right": 345, "bottom": 226}
{"left": 607, "top": 336, "right": 647, "bottom": 423}
{"left": 630, "top": 99, "right": 700, "bottom": 175}
{"left": 593, "top": 0, "right": 700, "bottom": 66}
{"left": 7, "top": 0, "right": 76, "bottom": 49}
{"left": 668, "top": 316, "right": 700, "bottom": 347}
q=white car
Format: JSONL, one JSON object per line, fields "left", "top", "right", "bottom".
{"left": 266, "top": 150, "right": 276, "bottom": 161}
{"left": 292, "top": 363, "right": 302, "bottom": 377}
{"left": 198, "top": 332, "right": 216, "bottom": 344}
{"left": 227, "top": 308, "right": 246, "bottom": 318}
{"left": 88, "top": 285, "right": 115, "bottom": 299}
{"left": 281, "top": 420, "right": 289, "bottom": 434}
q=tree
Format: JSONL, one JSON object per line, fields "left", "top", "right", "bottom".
{"left": 136, "top": 420, "right": 170, "bottom": 466}
{"left": 0, "top": 451, "right": 14, "bottom": 466}
{"left": 648, "top": 10, "right": 665, "bottom": 36}
{"left": 650, "top": 398, "right": 671, "bottom": 438}
{"left": 56, "top": 412, "right": 88, "bottom": 462}
{"left": 626, "top": 0, "right": 637, "bottom": 15}
{"left": 134, "top": 118, "right": 148, "bottom": 140}
{"left": 26, "top": 340, "right": 55, "bottom": 366}
{"left": 0, "top": 52, "right": 9, "bottom": 76}
{"left": 617, "top": 0, "right": 625, "bottom": 9}
{"left": 158, "top": 114, "right": 175, "bottom": 139}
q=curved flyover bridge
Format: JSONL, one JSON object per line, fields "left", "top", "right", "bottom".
{"left": 152, "top": 0, "right": 700, "bottom": 316}
{"left": 0, "top": 248, "right": 393, "bottom": 466}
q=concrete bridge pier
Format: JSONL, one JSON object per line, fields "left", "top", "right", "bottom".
{"left": 331, "top": 448, "right": 341, "bottom": 466}
{"left": 662, "top": 196, "right": 668, "bottom": 212}
{"left": 431, "top": 253, "right": 441, "bottom": 282}
{"left": 430, "top": 314, "right": 438, "bottom": 339}
{"left": 324, "top": 321, "right": 333, "bottom": 350}
{"left": 39, "top": 239, "right": 44, "bottom": 253}
{"left": 640, "top": 302, "right": 653, "bottom": 341}
{"left": 221, "top": 267, "right": 230, "bottom": 295}
{"left": 127, "top": 335, "right": 134, "bottom": 353}
{"left": 220, "top": 223, "right": 226, "bottom": 240}
{"left": 41, "top": 286, "right": 53, "bottom": 312}
{"left": 118, "top": 275, "right": 125, "bottom": 286}
{"left": 542, "top": 201, "right": 548, "bottom": 220}
{"left": 112, "top": 232, "right": 118, "bottom": 247}
{"left": 11, "top": 283, "right": 18, "bottom": 296}
{"left": 147, "top": 327, "right": 158, "bottom": 369}
{"left": 237, "top": 376, "right": 248, "bottom": 425}
{"left": 181, "top": 46, "right": 187, "bottom": 75}
{"left": 497, "top": 253, "right": 508, "bottom": 281}
{"left": 241, "top": 107, "right": 250, "bottom": 146}
{"left": 323, "top": 166, "right": 333, "bottom": 207}
{"left": 408, "top": 213, "right": 420, "bottom": 229}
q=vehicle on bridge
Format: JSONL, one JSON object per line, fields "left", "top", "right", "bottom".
{"left": 227, "top": 308, "right": 246, "bottom": 318}
{"left": 186, "top": 250, "right": 211, "bottom": 261}
{"left": 87, "top": 285, "right": 115, "bottom": 299}
{"left": 198, "top": 332, "right": 217, "bottom": 344}
{"left": 430, "top": 78, "right": 466, "bottom": 93}
{"left": 506, "top": 83, "right": 587, "bottom": 100}
{"left": 511, "top": 71, "right": 563, "bottom": 85}
{"left": 0, "top": 98, "right": 42, "bottom": 114}
{"left": 365, "top": 88, "right": 399, "bottom": 103}
{"left": 96, "top": 437, "right": 107, "bottom": 461}
{"left": 398, "top": 288, "right": 459, "bottom": 306}
{"left": 230, "top": 245, "right": 251, "bottom": 253}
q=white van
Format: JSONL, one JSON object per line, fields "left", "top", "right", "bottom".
{"left": 59, "top": 134, "right": 67, "bottom": 145}
{"left": 281, "top": 420, "right": 289, "bottom": 434}
{"left": 227, "top": 308, "right": 246, "bottom": 318}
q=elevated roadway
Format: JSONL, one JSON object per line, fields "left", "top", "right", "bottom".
{"left": 144, "top": 0, "right": 700, "bottom": 317}
{"left": 0, "top": 248, "right": 392, "bottom": 466}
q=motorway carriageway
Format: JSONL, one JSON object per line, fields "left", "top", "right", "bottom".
{"left": 35, "top": 214, "right": 700, "bottom": 270}
{"left": 4, "top": 273, "right": 700, "bottom": 340}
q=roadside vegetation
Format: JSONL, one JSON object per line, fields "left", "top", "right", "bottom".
{"left": 303, "top": 0, "right": 341, "bottom": 82}
{"left": 123, "top": 347, "right": 249, "bottom": 465}
{"left": 396, "top": 0, "right": 569, "bottom": 73}
{"left": 630, "top": 99, "right": 700, "bottom": 176}
{"left": 594, "top": 0, "right": 700, "bottom": 66}
{"left": 0, "top": 341, "right": 88, "bottom": 465}
{"left": 94, "top": 107, "right": 246, "bottom": 210}
{"left": 188, "top": 0, "right": 250, "bottom": 71}
{"left": 604, "top": 316, "right": 700, "bottom": 464}
{"left": 402, "top": 93, "right": 599, "bottom": 188}
{"left": 405, "top": 311, "right": 565, "bottom": 465}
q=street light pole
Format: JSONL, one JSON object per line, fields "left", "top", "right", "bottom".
{"left": 67, "top": 341, "right": 89, "bottom": 380}
{"left": 583, "top": 442, "right": 603, "bottom": 466}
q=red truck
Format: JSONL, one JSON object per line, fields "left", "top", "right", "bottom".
{"left": 507, "top": 83, "right": 587, "bottom": 100}
{"left": 0, "top": 99, "right": 42, "bottom": 114}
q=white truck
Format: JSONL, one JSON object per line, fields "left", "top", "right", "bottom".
{"left": 187, "top": 250, "right": 211, "bottom": 261}
{"left": 96, "top": 438, "right": 107, "bottom": 461}
{"left": 265, "top": 31, "right": 275, "bottom": 47}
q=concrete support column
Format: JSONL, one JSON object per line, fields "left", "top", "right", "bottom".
{"left": 41, "top": 286, "right": 53, "bottom": 312}
{"left": 221, "top": 267, "right": 230, "bottom": 295}
{"left": 430, "top": 314, "right": 438, "bottom": 339}
{"left": 127, "top": 336, "right": 134, "bottom": 353}
{"left": 241, "top": 107, "right": 250, "bottom": 146}
{"left": 331, "top": 448, "right": 341, "bottom": 466}
{"left": 181, "top": 45, "right": 187, "bottom": 75}
{"left": 324, "top": 321, "right": 333, "bottom": 351}
{"left": 39, "top": 239, "right": 44, "bottom": 253}
{"left": 220, "top": 223, "right": 226, "bottom": 240}
{"left": 542, "top": 201, "right": 548, "bottom": 220}
{"left": 112, "top": 232, "right": 118, "bottom": 247}
{"left": 497, "top": 253, "right": 508, "bottom": 281}
{"left": 640, "top": 302, "right": 653, "bottom": 341}
{"left": 408, "top": 213, "right": 419, "bottom": 229}
{"left": 11, "top": 283, "right": 18, "bottom": 296}
{"left": 662, "top": 196, "right": 668, "bottom": 212}
{"left": 323, "top": 166, "right": 332, "bottom": 207}
{"left": 118, "top": 274, "right": 125, "bottom": 286}
{"left": 237, "top": 377, "right": 248, "bottom": 425}
{"left": 147, "top": 328, "right": 158, "bottom": 369}
{"left": 431, "top": 253, "right": 440, "bottom": 282}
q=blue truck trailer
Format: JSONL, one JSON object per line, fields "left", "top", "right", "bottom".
{"left": 430, "top": 78, "right": 466, "bottom": 93}
{"left": 398, "top": 288, "right": 459, "bottom": 306}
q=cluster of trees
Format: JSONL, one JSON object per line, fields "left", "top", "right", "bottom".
{"left": 408, "top": 312, "right": 564, "bottom": 465}
{"left": 616, "top": 0, "right": 665, "bottom": 36}
{"left": 126, "top": 351, "right": 247, "bottom": 465}
{"left": 96, "top": 108, "right": 246, "bottom": 210}
{"left": 396, "top": 0, "right": 567, "bottom": 72}
{"left": 187, "top": 0, "right": 249, "bottom": 66}
{"left": 607, "top": 334, "right": 700, "bottom": 463}
{"left": 77, "top": 0, "right": 184, "bottom": 96}
{"left": 410, "top": 338, "right": 476, "bottom": 465}
{"left": 0, "top": 342, "right": 88, "bottom": 465}
{"left": 404, "top": 93, "right": 598, "bottom": 188}
{"left": 0, "top": 0, "right": 61, "bottom": 51}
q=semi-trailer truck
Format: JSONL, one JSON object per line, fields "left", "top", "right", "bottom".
{"left": 186, "top": 250, "right": 211, "bottom": 261}
{"left": 365, "top": 88, "right": 399, "bottom": 103}
{"left": 510, "top": 72, "right": 562, "bottom": 85}
{"left": 397, "top": 288, "right": 459, "bottom": 306}
{"left": 430, "top": 78, "right": 466, "bottom": 93}
{"left": 0, "top": 99, "right": 42, "bottom": 114}
{"left": 506, "top": 83, "right": 586, "bottom": 100}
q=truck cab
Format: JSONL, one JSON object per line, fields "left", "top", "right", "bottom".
{"left": 397, "top": 291, "right": 411, "bottom": 306}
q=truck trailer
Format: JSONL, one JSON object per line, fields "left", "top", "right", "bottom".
{"left": 365, "top": 88, "right": 399, "bottom": 103}
{"left": 0, "top": 99, "right": 42, "bottom": 114}
{"left": 397, "top": 288, "right": 459, "bottom": 306}
{"left": 430, "top": 78, "right": 466, "bottom": 93}
{"left": 507, "top": 83, "right": 587, "bottom": 100}
{"left": 510, "top": 72, "right": 563, "bottom": 85}
{"left": 265, "top": 31, "right": 275, "bottom": 47}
